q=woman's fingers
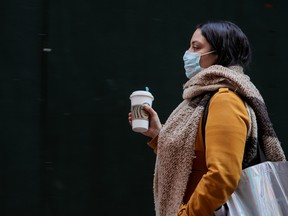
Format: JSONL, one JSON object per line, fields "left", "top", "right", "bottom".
{"left": 143, "top": 105, "right": 156, "bottom": 117}
{"left": 128, "top": 112, "right": 132, "bottom": 125}
{"left": 128, "top": 105, "right": 162, "bottom": 138}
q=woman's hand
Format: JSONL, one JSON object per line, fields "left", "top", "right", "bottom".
{"left": 128, "top": 105, "right": 162, "bottom": 138}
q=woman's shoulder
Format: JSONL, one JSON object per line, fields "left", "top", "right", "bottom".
{"left": 210, "top": 88, "right": 245, "bottom": 105}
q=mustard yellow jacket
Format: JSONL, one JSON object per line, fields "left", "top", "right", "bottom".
{"left": 148, "top": 88, "right": 250, "bottom": 216}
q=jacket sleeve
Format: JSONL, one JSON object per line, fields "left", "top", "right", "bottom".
{"left": 184, "top": 88, "right": 250, "bottom": 216}
{"left": 147, "top": 136, "right": 158, "bottom": 154}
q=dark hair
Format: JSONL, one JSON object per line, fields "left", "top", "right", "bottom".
{"left": 196, "top": 20, "right": 252, "bottom": 68}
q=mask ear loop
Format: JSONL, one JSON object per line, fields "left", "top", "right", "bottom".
{"left": 200, "top": 50, "right": 216, "bottom": 56}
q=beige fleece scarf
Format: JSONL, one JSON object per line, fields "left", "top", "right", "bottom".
{"left": 153, "top": 65, "right": 286, "bottom": 216}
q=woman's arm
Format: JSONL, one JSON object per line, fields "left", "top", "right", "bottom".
{"left": 185, "top": 88, "right": 250, "bottom": 215}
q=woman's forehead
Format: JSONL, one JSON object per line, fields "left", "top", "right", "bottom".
{"left": 190, "top": 29, "right": 209, "bottom": 45}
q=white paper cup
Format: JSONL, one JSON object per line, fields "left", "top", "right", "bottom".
{"left": 130, "top": 90, "right": 154, "bottom": 133}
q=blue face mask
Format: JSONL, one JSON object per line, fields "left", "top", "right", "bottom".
{"left": 183, "top": 50, "right": 215, "bottom": 79}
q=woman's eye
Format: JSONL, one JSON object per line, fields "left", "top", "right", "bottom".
{"left": 188, "top": 45, "right": 197, "bottom": 51}
{"left": 192, "top": 46, "right": 199, "bottom": 51}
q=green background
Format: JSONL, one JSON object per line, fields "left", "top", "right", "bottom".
{"left": 1, "top": 0, "right": 287, "bottom": 215}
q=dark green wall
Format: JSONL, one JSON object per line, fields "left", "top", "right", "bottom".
{"left": 0, "top": 1, "right": 43, "bottom": 215}
{"left": 1, "top": 0, "right": 287, "bottom": 216}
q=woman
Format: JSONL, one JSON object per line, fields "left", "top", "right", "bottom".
{"left": 128, "top": 20, "right": 286, "bottom": 216}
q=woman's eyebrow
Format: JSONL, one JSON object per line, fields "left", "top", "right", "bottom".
{"left": 191, "top": 40, "right": 202, "bottom": 47}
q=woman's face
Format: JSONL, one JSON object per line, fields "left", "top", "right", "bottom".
{"left": 187, "top": 28, "right": 218, "bottom": 68}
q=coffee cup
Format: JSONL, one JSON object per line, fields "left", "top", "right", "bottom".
{"left": 129, "top": 90, "right": 154, "bottom": 133}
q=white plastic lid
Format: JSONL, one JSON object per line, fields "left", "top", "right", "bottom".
{"left": 129, "top": 90, "right": 154, "bottom": 100}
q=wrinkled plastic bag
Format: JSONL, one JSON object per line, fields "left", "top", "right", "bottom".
{"left": 226, "top": 161, "right": 288, "bottom": 216}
